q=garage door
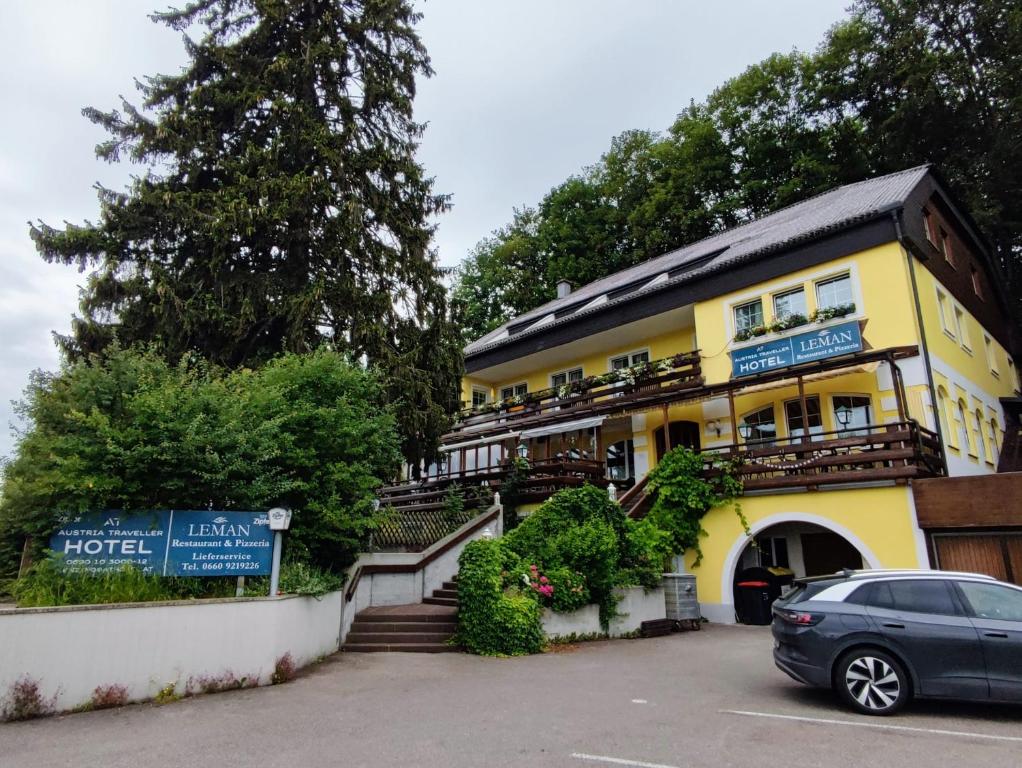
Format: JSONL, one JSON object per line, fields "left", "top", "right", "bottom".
{"left": 933, "top": 533, "right": 1022, "bottom": 585}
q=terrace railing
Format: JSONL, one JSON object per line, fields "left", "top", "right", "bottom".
{"left": 448, "top": 351, "right": 702, "bottom": 440}
{"left": 703, "top": 420, "right": 945, "bottom": 492}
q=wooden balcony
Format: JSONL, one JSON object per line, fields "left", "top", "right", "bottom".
{"left": 703, "top": 420, "right": 945, "bottom": 492}
{"left": 448, "top": 352, "right": 702, "bottom": 442}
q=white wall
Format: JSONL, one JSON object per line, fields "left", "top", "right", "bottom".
{"left": 0, "top": 591, "right": 342, "bottom": 713}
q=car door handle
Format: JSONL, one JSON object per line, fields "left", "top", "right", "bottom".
{"left": 882, "top": 622, "right": 905, "bottom": 629}
{"left": 984, "top": 631, "right": 1009, "bottom": 639}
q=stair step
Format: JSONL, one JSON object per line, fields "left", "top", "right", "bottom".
{"left": 441, "top": 581, "right": 459, "bottom": 591}
{"left": 348, "top": 621, "right": 457, "bottom": 634}
{"left": 346, "top": 631, "right": 454, "bottom": 645}
{"left": 432, "top": 588, "right": 459, "bottom": 600}
{"left": 355, "top": 608, "right": 457, "bottom": 623}
{"left": 343, "top": 642, "right": 457, "bottom": 653}
{"left": 423, "top": 596, "right": 458, "bottom": 607}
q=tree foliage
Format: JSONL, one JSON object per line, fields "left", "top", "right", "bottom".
{"left": 29, "top": 0, "right": 462, "bottom": 468}
{"left": 0, "top": 347, "right": 402, "bottom": 581}
{"left": 453, "top": 0, "right": 1022, "bottom": 340}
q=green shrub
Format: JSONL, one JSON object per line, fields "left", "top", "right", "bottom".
{"left": 456, "top": 539, "right": 544, "bottom": 655}
{"left": 277, "top": 562, "right": 344, "bottom": 597}
{"left": 544, "top": 566, "right": 589, "bottom": 613}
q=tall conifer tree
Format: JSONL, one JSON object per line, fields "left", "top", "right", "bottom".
{"left": 30, "top": 0, "right": 462, "bottom": 470}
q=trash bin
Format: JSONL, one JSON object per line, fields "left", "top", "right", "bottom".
{"left": 735, "top": 580, "right": 773, "bottom": 625}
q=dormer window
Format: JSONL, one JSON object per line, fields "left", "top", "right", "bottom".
{"left": 971, "top": 266, "right": 984, "bottom": 299}
{"left": 923, "top": 207, "right": 936, "bottom": 245}
{"left": 940, "top": 228, "right": 954, "bottom": 267}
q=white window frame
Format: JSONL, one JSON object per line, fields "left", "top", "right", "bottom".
{"left": 783, "top": 395, "right": 824, "bottom": 440}
{"left": 608, "top": 349, "right": 651, "bottom": 372}
{"left": 830, "top": 393, "right": 875, "bottom": 437}
{"left": 550, "top": 367, "right": 584, "bottom": 389}
{"left": 499, "top": 382, "right": 528, "bottom": 401}
{"left": 954, "top": 304, "right": 971, "bottom": 352}
{"left": 471, "top": 386, "right": 490, "bottom": 408}
{"left": 772, "top": 287, "right": 807, "bottom": 319}
{"left": 814, "top": 273, "right": 854, "bottom": 311}
{"left": 939, "top": 227, "right": 954, "bottom": 267}
{"left": 936, "top": 288, "right": 955, "bottom": 339}
{"left": 984, "top": 335, "right": 999, "bottom": 377}
{"left": 739, "top": 404, "right": 777, "bottom": 445}
{"left": 733, "top": 299, "right": 764, "bottom": 333}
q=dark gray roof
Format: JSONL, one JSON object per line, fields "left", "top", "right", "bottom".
{"left": 465, "top": 164, "right": 931, "bottom": 357}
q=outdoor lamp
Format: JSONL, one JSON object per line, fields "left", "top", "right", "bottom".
{"left": 516, "top": 441, "right": 529, "bottom": 460}
{"left": 738, "top": 423, "right": 753, "bottom": 440}
{"left": 706, "top": 419, "right": 722, "bottom": 437}
{"left": 836, "top": 405, "right": 853, "bottom": 428}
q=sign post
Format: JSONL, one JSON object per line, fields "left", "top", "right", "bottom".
{"left": 267, "top": 507, "right": 293, "bottom": 597}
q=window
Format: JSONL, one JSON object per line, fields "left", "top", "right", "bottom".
{"left": 939, "top": 228, "right": 954, "bottom": 266}
{"left": 733, "top": 299, "right": 764, "bottom": 333}
{"left": 971, "top": 266, "right": 983, "bottom": 299}
{"left": 1009, "top": 357, "right": 1020, "bottom": 393}
{"left": 954, "top": 306, "right": 971, "bottom": 351}
{"left": 606, "top": 439, "right": 635, "bottom": 482}
{"left": 923, "top": 207, "right": 936, "bottom": 245}
{"left": 989, "top": 418, "right": 1000, "bottom": 465}
{"left": 784, "top": 396, "right": 823, "bottom": 439}
{"left": 984, "top": 335, "right": 999, "bottom": 376}
{"left": 550, "top": 368, "right": 583, "bottom": 388}
{"left": 740, "top": 405, "right": 776, "bottom": 444}
{"left": 957, "top": 399, "right": 976, "bottom": 458}
{"left": 871, "top": 579, "right": 958, "bottom": 616}
{"left": 937, "top": 386, "right": 956, "bottom": 449}
{"left": 957, "top": 582, "right": 1022, "bottom": 622}
{"left": 815, "top": 274, "right": 853, "bottom": 310}
{"left": 754, "top": 536, "right": 790, "bottom": 569}
{"left": 610, "top": 350, "right": 650, "bottom": 370}
{"left": 500, "top": 383, "right": 528, "bottom": 401}
{"left": 471, "top": 387, "right": 489, "bottom": 408}
{"left": 832, "top": 395, "right": 873, "bottom": 436}
{"left": 773, "top": 287, "right": 807, "bottom": 320}
{"left": 936, "top": 289, "right": 955, "bottom": 338}
{"left": 974, "top": 408, "right": 987, "bottom": 464}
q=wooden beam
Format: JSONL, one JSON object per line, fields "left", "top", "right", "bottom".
{"left": 797, "top": 375, "right": 810, "bottom": 444}
{"left": 728, "top": 387, "right": 738, "bottom": 445}
{"left": 662, "top": 403, "right": 672, "bottom": 451}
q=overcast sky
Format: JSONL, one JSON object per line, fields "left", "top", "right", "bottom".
{"left": 0, "top": 0, "right": 850, "bottom": 460}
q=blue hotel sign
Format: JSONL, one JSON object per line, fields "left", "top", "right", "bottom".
{"left": 50, "top": 510, "right": 274, "bottom": 576}
{"left": 730, "top": 320, "right": 863, "bottom": 378}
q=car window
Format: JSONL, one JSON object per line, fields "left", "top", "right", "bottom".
{"left": 845, "top": 584, "right": 873, "bottom": 605}
{"left": 957, "top": 582, "right": 1022, "bottom": 622}
{"left": 871, "top": 580, "right": 958, "bottom": 615}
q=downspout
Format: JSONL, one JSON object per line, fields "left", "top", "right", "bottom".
{"left": 893, "top": 210, "right": 946, "bottom": 454}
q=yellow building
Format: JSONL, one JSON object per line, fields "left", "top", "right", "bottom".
{"left": 385, "top": 165, "right": 1020, "bottom": 623}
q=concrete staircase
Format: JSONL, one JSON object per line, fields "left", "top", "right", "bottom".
{"left": 343, "top": 579, "right": 460, "bottom": 653}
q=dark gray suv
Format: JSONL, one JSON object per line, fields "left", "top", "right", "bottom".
{"left": 771, "top": 569, "right": 1022, "bottom": 715}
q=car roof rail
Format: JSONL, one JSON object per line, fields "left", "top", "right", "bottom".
{"left": 843, "top": 568, "right": 997, "bottom": 581}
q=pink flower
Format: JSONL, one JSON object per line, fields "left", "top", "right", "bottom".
{"left": 540, "top": 576, "right": 549, "bottom": 584}
{"left": 529, "top": 564, "right": 538, "bottom": 572}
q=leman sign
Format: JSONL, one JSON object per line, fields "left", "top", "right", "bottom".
{"left": 50, "top": 510, "right": 274, "bottom": 576}
{"left": 730, "top": 320, "right": 863, "bottom": 378}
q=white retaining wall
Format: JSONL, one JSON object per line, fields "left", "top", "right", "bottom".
{"left": 541, "top": 604, "right": 602, "bottom": 638}
{"left": 0, "top": 591, "right": 342, "bottom": 712}
{"left": 609, "top": 586, "right": 666, "bottom": 636}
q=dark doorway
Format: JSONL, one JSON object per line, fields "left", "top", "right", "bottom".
{"left": 800, "top": 532, "right": 864, "bottom": 575}
{"left": 654, "top": 420, "right": 700, "bottom": 461}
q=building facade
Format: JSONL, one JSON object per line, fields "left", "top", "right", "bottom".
{"left": 381, "top": 165, "right": 1020, "bottom": 622}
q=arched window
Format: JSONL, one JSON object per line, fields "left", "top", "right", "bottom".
{"left": 936, "top": 386, "right": 953, "bottom": 449}
{"left": 989, "top": 417, "right": 1001, "bottom": 466}
{"left": 974, "top": 408, "right": 987, "bottom": 464}
{"left": 957, "top": 399, "right": 976, "bottom": 458}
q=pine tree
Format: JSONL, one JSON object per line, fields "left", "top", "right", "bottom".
{"left": 30, "top": 0, "right": 462, "bottom": 469}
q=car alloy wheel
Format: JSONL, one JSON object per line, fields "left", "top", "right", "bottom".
{"left": 837, "top": 650, "right": 908, "bottom": 715}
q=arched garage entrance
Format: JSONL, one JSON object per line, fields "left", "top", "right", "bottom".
{"left": 724, "top": 514, "right": 880, "bottom": 625}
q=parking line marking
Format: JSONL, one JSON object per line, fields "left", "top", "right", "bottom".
{"left": 721, "top": 709, "right": 1022, "bottom": 744}
{"left": 571, "top": 752, "right": 681, "bottom": 768}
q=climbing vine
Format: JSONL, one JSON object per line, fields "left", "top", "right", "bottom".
{"left": 644, "top": 446, "right": 745, "bottom": 566}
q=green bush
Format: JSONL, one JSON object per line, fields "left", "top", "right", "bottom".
{"left": 277, "top": 562, "right": 344, "bottom": 597}
{"left": 0, "top": 347, "right": 402, "bottom": 582}
{"left": 455, "top": 539, "right": 544, "bottom": 656}
{"left": 544, "top": 566, "right": 589, "bottom": 613}
{"left": 13, "top": 556, "right": 184, "bottom": 607}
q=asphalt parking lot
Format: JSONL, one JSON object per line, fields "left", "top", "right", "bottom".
{"left": 4, "top": 623, "right": 1021, "bottom": 768}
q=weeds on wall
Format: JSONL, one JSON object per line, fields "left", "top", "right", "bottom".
{"left": 1, "top": 675, "right": 56, "bottom": 722}
{"left": 90, "top": 684, "right": 129, "bottom": 710}
{"left": 185, "top": 671, "right": 259, "bottom": 696}
{"left": 271, "top": 653, "right": 297, "bottom": 685}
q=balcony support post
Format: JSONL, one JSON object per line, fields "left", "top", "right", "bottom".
{"left": 889, "top": 353, "right": 908, "bottom": 422}
{"left": 727, "top": 387, "right": 738, "bottom": 449}
{"left": 662, "top": 403, "right": 672, "bottom": 452}
{"left": 797, "top": 375, "right": 811, "bottom": 445}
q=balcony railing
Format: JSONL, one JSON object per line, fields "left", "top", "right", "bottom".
{"left": 702, "top": 420, "right": 945, "bottom": 492}
{"left": 450, "top": 352, "right": 702, "bottom": 440}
